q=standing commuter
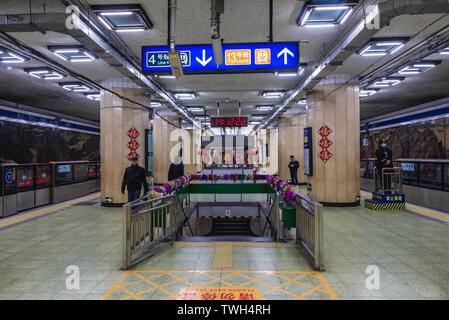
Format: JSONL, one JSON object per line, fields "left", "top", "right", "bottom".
{"left": 288, "top": 155, "right": 300, "bottom": 185}
{"left": 121, "top": 157, "right": 149, "bottom": 202}
{"left": 375, "top": 139, "right": 394, "bottom": 193}
{"left": 168, "top": 155, "right": 184, "bottom": 181}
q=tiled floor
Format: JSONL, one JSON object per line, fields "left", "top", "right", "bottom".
{"left": 0, "top": 195, "right": 447, "bottom": 300}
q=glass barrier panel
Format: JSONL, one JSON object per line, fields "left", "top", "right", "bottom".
{"left": 3, "top": 166, "right": 17, "bottom": 195}
{"left": 55, "top": 164, "right": 72, "bottom": 186}
{"left": 17, "top": 166, "right": 34, "bottom": 192}
{"left": 0, "top": 167, "right": 3, "bottom": 196}
{"left": 398, "top": 161, "right": 418, "bottom": 186}
{"left": 74, "top": 163, "right": 88, "bottom": 183}
{"left": 360, "top": 160, "right": 374, "bottom": 179}
{"left": 88, "top": 164, "right": 97, "bottom": 180}
{"left": 96, "top": 166, "right": 101, "bottom": 177}
{"left": 444, "top": 164, "right": 449, "bottom": 191}
{"left": 36, "top": 165, "right": 51, "bottom": 189}
{"left": 418, "top": 162, "right": 442, "bottom": 190}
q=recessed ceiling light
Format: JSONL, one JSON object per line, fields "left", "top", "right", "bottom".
{"left": 439, "top": 47, "right": 449, "bottom": 55}
{"left": 0, "top": 46, "right": 28, "bottom": 64}
{"left": 297, "top": 3, "right": 356, "bottom": 28}
{"left": 175, "top": 92, "right": 196, "bottom": 100}
{"left": 157, "top": 75, "right": 176, "bottom": 79}
{"left": 398, "top": 61, "right": 440, "bottom": 75}
{"left": 187, "top": 106, "right": 204, "bottom": 112}
{"left": 358, "top": 38, "right": 408, "bottom": 56}
{"left": 250, "top": 121, "right": 261, "bottom": 125}
{"left": 369, "top": 77, "right": 404, "bottom": 88}
{"left": 274, "top": 72, "right": 298, "bottom": 77}
{"left": 24, "top": 67, "right": 65, "bottom": 80}
{"left": 151, "top": 101, "right": 162, "bottom": 107}
{"left": 251, "top": 115, "right": 266, "bottom": 120}
{"left": 298, "top": 98, "right": 307, "bottom": 105}
{"left": 256, "top": 105, "right": 274, "bottom": 111}
{"left": 91, "top": 4, "right": 153, "bottom": 32}
{"left": 262, "top": 91, "right": 284, "bottom": 99}
{"left": 84, "top": 92, "right": 101, "bottom": 101}
{"left": 359, "top": 89, "right": 378, "bottom": 97}
{"left": 48, "top": 46, "right": 97, "bottom": 62}
{"left": 195, "top": 115, "right": 209, "bottom": 121}
{"left": 59, "top": 81, "right": 93, "bottom": 92}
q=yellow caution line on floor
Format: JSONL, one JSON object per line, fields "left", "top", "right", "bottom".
{"left": 361, "top": 190, "right": 449, "bottom": 224}
{"left": 0, "top": 192, "right": 100, "bottom": 229}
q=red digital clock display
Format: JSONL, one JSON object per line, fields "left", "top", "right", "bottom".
{"left": 210, "top": 117, "right": 248, "bottom": 128}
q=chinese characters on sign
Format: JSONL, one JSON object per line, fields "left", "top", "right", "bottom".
{"left": 177, "top": 286, "right": 261, "bottom": 300}
{"left": 126, "top": 127, "right": 140, "bottom": 160}
{"left": 318, "top": 125, "right": 333, "bottom": 163}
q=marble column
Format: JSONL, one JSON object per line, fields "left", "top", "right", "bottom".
{"left": 306, "top": 75, "right": 360, "bottom": 205}
{"left": 100, "top": 79, "right": 150, "bottom": 206}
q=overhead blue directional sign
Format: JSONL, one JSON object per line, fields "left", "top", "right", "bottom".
{"left": 142, "top": 42, "right": 299, "bottom": 74}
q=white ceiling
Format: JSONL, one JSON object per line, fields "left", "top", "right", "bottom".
{"left": 0, "top": 0, "right": 448, "bottom": 122}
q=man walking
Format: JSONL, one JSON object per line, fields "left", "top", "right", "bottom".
{"left": 288, "top": 155, "right": 300, "bottom": 185}
{"left": 121, "top": 157, "right": 149, "bottom": 202}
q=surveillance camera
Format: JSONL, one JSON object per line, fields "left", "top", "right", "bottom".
{"left": 168, "top": 48, "right": 184, "bottom": 78}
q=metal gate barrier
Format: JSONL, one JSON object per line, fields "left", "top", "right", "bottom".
{"left": 292, "top": 191, "right": 324, "bottom": 271}
{"left": 374, "top": 167, "right": 403, "bottom": 194}
{"left": 122, "top": 194, "right": 185, "bottom": 269}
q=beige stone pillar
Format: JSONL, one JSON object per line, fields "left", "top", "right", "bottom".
{"left": 152, "top": 116, "right": 181, "bottom": 184}
{"left": 278, "top": 114, "right": 307, "bottom": 183}
{"left": 306, "top": 75, "right": 360, "bottom": 205}
{"left": 100, "top": 81, "right": 150, "bottom": 206}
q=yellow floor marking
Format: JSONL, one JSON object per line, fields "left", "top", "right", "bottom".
{"left": 361, "top": 190, "right": 449, "bottom": 224}
{"left": 0, "top": 192, "right": 100, "bottom": 229}
{"left": 213, "top": 246, "right": 233, "bottom": 268}
{"left": 173, "top": 242, "right": 281, "bottom": 269}
{"left": 102, "top": 270, "right": 338, "bottom": 300}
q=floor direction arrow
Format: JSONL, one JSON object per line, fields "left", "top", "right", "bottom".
{"left": 196, "top": 49, "right": 213, "bottom": 67}
{"left": 277, "top": 47, "right": 294, "bottom": 65}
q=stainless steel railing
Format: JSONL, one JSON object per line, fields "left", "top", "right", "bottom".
{"left": 122, "top": 194, "right": 184, "bottom": 269}
{"left": 294, "top": 192, "right": 324, "bottom": 271}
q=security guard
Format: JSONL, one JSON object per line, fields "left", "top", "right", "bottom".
{"left": 375, "top": 139, "right": 393, "bottom": 193}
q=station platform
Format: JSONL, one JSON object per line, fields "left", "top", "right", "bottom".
{"left": 0, "top": 191, "right": 447, "bottom": 300}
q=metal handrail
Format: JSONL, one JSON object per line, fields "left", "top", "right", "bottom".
{"left": 122, "top": 193, "right": 184, "bottom": 269}
{"left": 293, "top": 191, "right": 324, "bottom": 271}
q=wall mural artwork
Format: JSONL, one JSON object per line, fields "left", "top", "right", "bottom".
{"left": 360, "top": 118, "right": 449, "bottom": 160}
{"left": 126, "top": 127, "right": 140, "bottom": 160}
{"left": 0, "top": 120, "right": 99, "bottom": 164}
{"left": 318, "top": 124, "right": 333, "bottom": 163}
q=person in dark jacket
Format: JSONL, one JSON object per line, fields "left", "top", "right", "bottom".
{"left": 121, "top": 157, "right": 149, "bottom": 202}
{"left": 288, "top": 155, "right": 300, "bottom": 185}
{"left": 168, "top": 155, "right": 184, "bottom": 181}
{"left": 375, "top": 139, "right": 393, "bottom": 193}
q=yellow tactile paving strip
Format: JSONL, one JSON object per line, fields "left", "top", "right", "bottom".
{"left": 213, "top": 246, "right": 233, "bottom": 268}
{"left": 361, "top": 190, "right": 449, "bottom": 224}
{"left": 101, "top": 270, "right": 338, "bottom": 300}
{"left": 0, "top": 192, "right": 100, "bottom": 229}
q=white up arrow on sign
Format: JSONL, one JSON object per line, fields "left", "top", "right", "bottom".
{"left": 196, "top": 49, "right": 213, "bottom": 67}
{"left": 277, "top": 47, "right": 294, "bottom": 65}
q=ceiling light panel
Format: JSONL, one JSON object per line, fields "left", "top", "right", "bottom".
{"left": 59, "top": 82, "right": 93, "bottom": 92}
{"left": 256, "top": 105, "right": 274, "bottom": 111}
{"left": 84, "top": 92, "right": 101, "bottom": 101}
{"left": 439, "top": 47, "right": 449, "bottom": 55}
{"left": 358, "top": 38, "right": 408, "bottom": 56}
{"left": 175, "top": 92, "right": 196, "bottom": 100}
{"left": 359, "top": 89, "right": 378, "bottom": 97}
{"left": 25, "top": 67, "right": 65, "bottom": 80}
{"left": 297, "top": 2, "right": 357, "bottom": 27}
{"left": 262, "top": 91, "right": 285, "bottom": 99}
{"left": 91, "top": 4, "right": 153, "bottom": 32}
{"left": 369, "top": 77, "right": 404, "bottom": 88}
{"left": 48, "top": 46, "right": 97, "bottom": 62}
{"left": 186, "top": 106, "right": 205, "bottom": 112}
{"left": 0, "top": 46, "right": 29, "bottom": 64}
{"left": 397, "top": 61, "right": 440, "bottom": 75}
